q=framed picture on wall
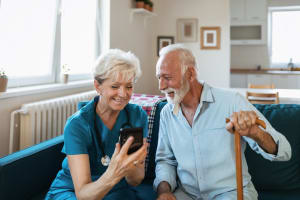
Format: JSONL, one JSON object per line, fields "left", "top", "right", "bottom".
{"left": 200, "top": 26, "right": 221, "bottom": 50}
{"left": 176, "top": 18, "right": 198, "bottom": 42}
{"left": 157, "top": 36, "right": 174, "bottom": 56}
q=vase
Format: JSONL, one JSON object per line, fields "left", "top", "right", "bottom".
{"left": 0, "top": 77, "right": 8, "bottom": 92}
{"left": 61, "top": 74, "right": 69, "bottom": 84}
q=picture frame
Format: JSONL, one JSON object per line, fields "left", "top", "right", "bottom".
{"left": 200, "top": 26, "right": 221, "bottom": 50}
{"left": 157, "top": 36, "right": 174, "bottom": 56}
{"left": 176, "top": 18, "right": 198, "bottom": 42}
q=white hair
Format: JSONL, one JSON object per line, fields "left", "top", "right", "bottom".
{"left": 92, "top": 49, "right": 142, "bottom": 83}
{"left": 158, "top": 43, "right": 198, "bottom": 76}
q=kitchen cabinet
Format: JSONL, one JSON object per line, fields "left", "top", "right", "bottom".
{"left": 230, "top": 0, "right": 267, "bottom": 45}
{"left": 230, "top": 74, "right": 248, "bottom": 88}
{"left": 230, "top": 0, "right": 267, "bottom": 23}
{"left": 247, "top": 74, "right": 272, "bottom": 86}
{"left": 272, "top": 75, "right": 299, "bottom": 89}
{"left": 245, "top": 0, "right": 267, "bottom": 21}
{"left": 231, "top": 72, "right": 300, "bottom": 89}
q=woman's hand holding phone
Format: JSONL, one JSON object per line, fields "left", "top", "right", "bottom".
{"left": 103, "top": 136, "right": 148, "bottom": 185}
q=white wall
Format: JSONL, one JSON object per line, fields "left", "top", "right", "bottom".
{"left": 231, "top": 0, "right": 300, "bottom": 69}
{"left": 152, "top": 0, "right": 230, "bottom": 88}
{"left": 110, "top": 0, "right": 160, "bottom": 95}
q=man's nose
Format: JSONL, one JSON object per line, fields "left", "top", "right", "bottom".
{"left": 159, "top": 79, "right": 167, "bottom": 91}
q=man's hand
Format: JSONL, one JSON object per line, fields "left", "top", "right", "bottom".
{"left": 226, "top": 110, "right": 277, "bottom": 154}
{"left": 157, "top": 181, "right": 176, "bottom": 200}
{"left": 226, "top": 110, "right": 261, "bottom": 139}
{"left": 157, "top": 192, "right": 176, "bottom": 200}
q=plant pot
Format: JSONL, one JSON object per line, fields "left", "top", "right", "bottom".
{"left": 0, "top": 77, "right": 8, "bottom": 92}
{"left": 61, "top": 74, "right": 69, "bottom": 84}
{"left": 136, "top": 1, "right": 144, "bottom": 8}
{"left": 144, "top": 4, "right": 150, "bottom": 11}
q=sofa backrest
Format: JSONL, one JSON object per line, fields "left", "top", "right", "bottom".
{"left": 246, "top": 104, "right": 300, "bottom": 192}
{"left": 0, "top": 135, "right": 65, "bottom": 200}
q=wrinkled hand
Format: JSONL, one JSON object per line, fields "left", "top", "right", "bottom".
{"left": 104, "top": 136, "right": 148, "bottom": 184}
{"left": 157, "top": 192, "right": 176, "bottom": 200}
{"left": 226, "top": 111, "right": 261, "bottom": 138}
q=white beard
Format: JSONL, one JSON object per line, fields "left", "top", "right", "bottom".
{"left": 162, "top": 78, "right": 190, "bottom": 105}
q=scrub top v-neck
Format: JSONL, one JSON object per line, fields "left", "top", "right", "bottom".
{"left": 46, "top": 97, "right": 148, "bottom": 197}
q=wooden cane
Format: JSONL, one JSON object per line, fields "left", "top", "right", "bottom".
{"left": 226, "top": 118, "right": 266, "bottom": 200}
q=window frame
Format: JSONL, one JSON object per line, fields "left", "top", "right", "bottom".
{"left": 268, "top": 6, "right": 300, "bottom": 68}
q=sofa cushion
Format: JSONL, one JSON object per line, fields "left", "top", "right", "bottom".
{"left": 245, "top": 104, "right": 300, "bottom": 191}
{"left": 257, "top": 189, "right": 300, "bottom": 200}
{"left": 0, "top": 135, "right": 65, "bottom": 200}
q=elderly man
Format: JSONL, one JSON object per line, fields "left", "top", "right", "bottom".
{"left": 154, "top": 44, "right": 291, "bottom": 200}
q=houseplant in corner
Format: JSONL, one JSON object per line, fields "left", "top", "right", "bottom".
{"left": 144, "top": 0, "right": 150, "bottom": 11}
{"left": 61, "top": 64, "right": 70, "bottom": 84}
{"left": 148, "top": 1, "right": 153, "bottom": 12}
{"left": 0, "top": 68, "right": 8, "bottom": 92}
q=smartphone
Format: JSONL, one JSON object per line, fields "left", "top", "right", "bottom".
{"left": 119, "top": 127, "right": 143, "bottom": 154}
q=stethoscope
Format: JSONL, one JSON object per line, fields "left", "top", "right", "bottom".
{"left": 93, "top": 96, "right": 133, "bottom": 166}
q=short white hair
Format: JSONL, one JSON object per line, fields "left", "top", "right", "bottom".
{"left": 158, "top": 44, "right": 198, "bottom": 75}
{"left": 92, "top": 49, "right": 142, "bottom": 83}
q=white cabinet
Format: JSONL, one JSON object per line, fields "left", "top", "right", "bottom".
{"left": 230, "top": 0, "right": 267, "bottom": 45}
{"left": 247, "top": 74, "right": 272, "bottom": 86}
{"left": 230, "top": 0, "right": 267, "bottom": 23}
{"left": 272, "top": 75, "right": 299, "bottom": 89}
{"left": 230, "top": 74, "right": 248, "bottom": 88}
{"left": 231, "top": 73, "right": 300, "bottom": 89}
{"left": 245, "top": 0, "right": 267, "bottom": 21}
{"left": 230, "top": 0, "right": 244, "bottom": 21}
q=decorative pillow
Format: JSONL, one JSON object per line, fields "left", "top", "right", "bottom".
{"left": 245, "top": 104, "right": 300, "bottom": 190}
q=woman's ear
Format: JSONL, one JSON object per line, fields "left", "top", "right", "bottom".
{"left": 94, "top": 80, "right": 102, "bottom": 95}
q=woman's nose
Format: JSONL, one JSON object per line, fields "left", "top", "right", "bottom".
{"left": 118, "top": 87, "right": 126, "bottom": 97}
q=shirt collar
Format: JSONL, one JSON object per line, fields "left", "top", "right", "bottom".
{"left": 171, "top": 81, "right": 215, "bottom": 115}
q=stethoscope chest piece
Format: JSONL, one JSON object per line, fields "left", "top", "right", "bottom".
{"left": 101, "top": 155, "right": 111, "bottom": 166}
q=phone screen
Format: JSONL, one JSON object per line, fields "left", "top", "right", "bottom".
{"left": 119, "top": 127, "right": 143, "bottom": 154}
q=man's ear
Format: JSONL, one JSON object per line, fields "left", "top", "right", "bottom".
{"left": 187, "top": 66, "right": 196, "bottom": 82}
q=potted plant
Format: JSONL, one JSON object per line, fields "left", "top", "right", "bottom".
{"left": 148, "top": 1, "right": 153, "bottom": 12}
{"left": 61, "top": 64, "right": 70, "bottom": 84}
{"left": 144, "top": 0, "right": 150, "bottom": 11}
{"left": 0, "top": 68, "right": 8, "bottom": 92}
{"left": 136, "top": 0, "right": 144, "bottom": 8}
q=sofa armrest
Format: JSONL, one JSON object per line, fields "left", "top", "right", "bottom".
{"left": 0, "top": 135, "right": 65, "bottom": 200}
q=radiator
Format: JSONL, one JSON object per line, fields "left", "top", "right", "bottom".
{"left": 9, "top": 91, "right": 97, "bottom": 153}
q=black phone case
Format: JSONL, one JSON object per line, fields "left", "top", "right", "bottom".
{"left": 119, "top": 127, "right": 143, "bottom": 154}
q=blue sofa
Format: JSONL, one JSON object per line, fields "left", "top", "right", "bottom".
{"left": 1, "top": 102, "right": 300, "bottom": 200}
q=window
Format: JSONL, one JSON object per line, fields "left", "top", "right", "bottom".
{"left": 61, "top": 0, "right": 97, "bottom": 81}
{"left": 0, "top": 0, "right": 57, "bottom": 87}
{"left": 269, "top": 7, "right": 300, "bottom": 68}
{"left": 0, "top": 0, "right": 103, "bottom": 88}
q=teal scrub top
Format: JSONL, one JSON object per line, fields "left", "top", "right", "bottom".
{"left": 47, "top": 96, "right": 148, "bottom": 196}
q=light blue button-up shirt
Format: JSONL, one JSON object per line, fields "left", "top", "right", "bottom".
{"left": 154, "top": 83, "right": 291, "bottom": 199}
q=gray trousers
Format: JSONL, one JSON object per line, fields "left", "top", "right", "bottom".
{"left": 174, "top": 182, "right": 258, "bottom": 200}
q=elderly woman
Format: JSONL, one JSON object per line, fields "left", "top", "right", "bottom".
{"left": 45, "top": 49, "right": 150, "bottom": 200}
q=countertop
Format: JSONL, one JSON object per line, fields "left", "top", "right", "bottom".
{"left": 231, "top": 68, "right": 300, "bottom": 75}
